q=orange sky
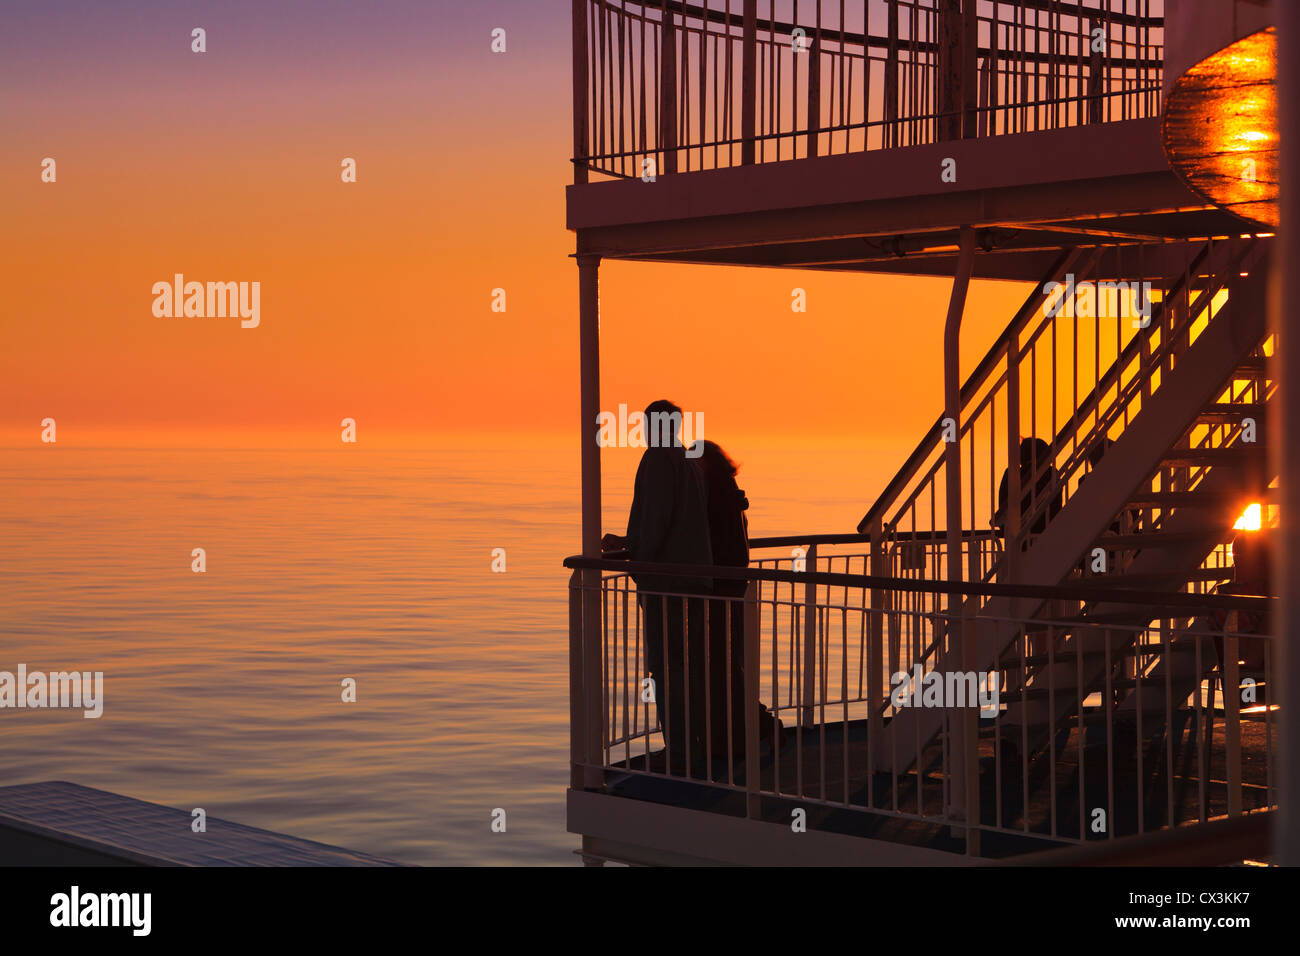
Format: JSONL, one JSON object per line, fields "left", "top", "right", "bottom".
{"left": 0, "top": 0, "right": 1029, "bottom": 451}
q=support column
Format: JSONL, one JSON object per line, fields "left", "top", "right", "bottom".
{"left": 1274, "top": 1, "right": 1299, "bottom": 866}
{"left": 578, "top": 253, "right": 604, "bottom": 790}
{"left": 944, "top": 227, "right": 976, "bottom": 592}
{"left": 943, "top": 226, "right": 977, "bottom": 843}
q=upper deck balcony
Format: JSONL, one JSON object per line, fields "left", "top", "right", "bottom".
{"left": 567, "top": 1, "right": 1245, "bottom": 278}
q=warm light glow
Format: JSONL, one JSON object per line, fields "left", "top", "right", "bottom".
{"left": 1228, "top": 129, "right": 1272, "bottom": 148}
{"left": 1234, "top": 502, "right": 1263, "bottom": 531}
{"left": 1162, "top": 28, "right": 1277, "bottom": 227}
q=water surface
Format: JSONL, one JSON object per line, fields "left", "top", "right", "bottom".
{"left": 0, "top": 443, "right": 883, "bottom": 864}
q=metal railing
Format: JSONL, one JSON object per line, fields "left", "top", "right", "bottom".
{"left": 859, "top": 238, "right": 1261, "bottom": 576}
{"left": 841, "top": 237, "right": 1271, "bottom": 781}
{"left": 565, "top": 549, "right": 1276, "bottom": 859}
{"left": 572, "top": 0, "right": 1165, "bottom": 181}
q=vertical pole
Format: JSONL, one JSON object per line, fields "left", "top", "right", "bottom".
{"left": 569, "top": 568, "right": 586, "bottom": 789}
{"left": 660, "top": 1, "right": 678, "bottom": 174}
{"left": 741, "top": 0, "right": 757, "bottom": 164}
{"left": 1086, "top": 16, "right": 1103, "bottom": 124}
{"left": 1004, "top": 328, "right": 1022, "bottom": 587}
{"left": 578, "top": 253, "right": 604, "bottom": 790}
{"left": 802, "top": 543, "right": 818, "bottom": 727}
{"left": 806, "top": 35, "right": 821, "bottom": 159}
{"left": 977, "top": 46, "right": 991, "bottom": 138}
{"left": 961, "top": 0, "right": 978, "bottom": 138}
{"left": 1225, "top": 615, "right": 1242, "bottom": 817}
{"left": 944, "top": 226, "right": 977, "bottom": 835}
{"left": 939, "top": 0, "right": 962, "bottom": 141}
{"left": 885, "top": 1, "right": 899, "bottom": 147}
{"left": 572, "top": 0, "right": 589, "bottom": 184}
{"left": 945, "top": 227, "right": 977, "bottom": 593}
{"left": 962, "top": 613, "right": 981, "bottom": 855}
{"left": 868, "top": 526, "right": 885, "bottom": 779}
{"left": 744, "top": 579, "right": 762, "bottom": 818}
{"left": 1276, "top": 0, "right": 1300, "bottom": 867}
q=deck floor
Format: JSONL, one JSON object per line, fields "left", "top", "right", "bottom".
{"left": 606, "top": 708, "right": 1273, "bottom": 858}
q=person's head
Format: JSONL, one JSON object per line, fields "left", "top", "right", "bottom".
{"left": 694, "top": 440, "right": 738, "bottom": 484}
{"left": 1232, "top": 530, "right": 1272, "bottom": 590}
{"left": 1019, "top": 437, "right": 1052, "bottom": 474}
{"left": 644, "top": 399, "right": 684, "bottom": 449}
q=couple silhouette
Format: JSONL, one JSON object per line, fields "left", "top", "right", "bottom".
{"left": 602, "top": 400, "right": 782, "bottom": 778}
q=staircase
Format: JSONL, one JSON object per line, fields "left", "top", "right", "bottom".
{"left": 863, "top": 237, "right": 1273, "bottom": 772}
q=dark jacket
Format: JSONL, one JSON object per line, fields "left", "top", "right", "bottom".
{"left": 626, "top": 445, "right": 713, "bottom": 594}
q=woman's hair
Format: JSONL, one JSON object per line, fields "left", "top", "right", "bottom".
{"left": 1021, "top": 437, "right": 1052, "bottom": 467}
{"left": 694, "top": 439, "right": 739, "bottom": 481}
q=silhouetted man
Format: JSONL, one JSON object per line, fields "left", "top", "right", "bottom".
{"left": 604, "top": 400, "right": 712, "bottom": 776}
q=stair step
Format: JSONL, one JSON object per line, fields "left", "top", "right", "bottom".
{"left": 1015, "top": 677, "right": 1168, "bottom": 700}
{"left": 1233, "top": 359, "right": 1270, "bottom": 376}
{"left": 1125, "top": 490, "right": 1259, "bottom": 510}
{"left": 1159, "top": 447, "right": 1265, "bottom": 467}
{"left": 1091, "top": 567, "right": 1232, "bottom": 587}
{"left": 1016, "top": 686, "right": 1094, "bottom": 701}
{"left": 1094, "top": 530, "right": 1223, "bottom": 549}
{"left": 1197, "top": 403, "right": 1268, "bottom": 424}
{"left": 1012, "top": 607, "right": 1206, "bottom": 633}
{"left": 1014, "top": 610, "right": 1162, "bottom": 629}
{"left": 1039, "top": 710, "right": 1166, "bottom": 727}
{"left": 1003, "top": 648, "right": 1140, "bottom": 668}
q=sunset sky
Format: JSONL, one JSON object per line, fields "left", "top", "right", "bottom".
{"left": 1, "top": 0, "right": 1028, "bottom": 451}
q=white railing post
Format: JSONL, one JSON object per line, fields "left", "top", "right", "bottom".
{"left": 868, "top": 526, "right": 885, "bottom": 779}
{"left": 569, "top": 569, "right": 586, "bottom": 790}
{"left": 961, "top": 609, "right": 981, "bottom": 855}
{"left": 578, "top": 254, "right": 604, "bottom": 789}
{"left": 802, "top": 543, "right": 818, "bottom": 728}
{"left": 1225, "top": 611, "right": 1242, "bottom": 817}
{"left": 744, "top": 579, "right": 762, "bottom": 818}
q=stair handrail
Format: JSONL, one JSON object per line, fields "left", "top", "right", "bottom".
{"left": 1007, "top": 238, "right": 1263, "bottom": 559}
{"left": 857, "top": 247, "right": 1092, "bottom": 535}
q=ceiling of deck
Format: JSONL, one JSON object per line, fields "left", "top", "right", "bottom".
{"left": 568, "top": 118, "right": 1254, "bottom": 281}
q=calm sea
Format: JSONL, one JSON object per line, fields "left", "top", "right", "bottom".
{"left": 0, "top": 443, "right": 884, "bottom": 865}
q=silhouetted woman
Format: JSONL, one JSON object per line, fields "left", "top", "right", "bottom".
{"left": 993, "top": 437, "right": 1064, "bottom": 545}
{"left": 693, "top": 440, "right": 781, "bottom": 762}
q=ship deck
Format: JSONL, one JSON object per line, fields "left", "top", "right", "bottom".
{"left": 601, "top": 706, "right": 1273, "bottom": 859}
